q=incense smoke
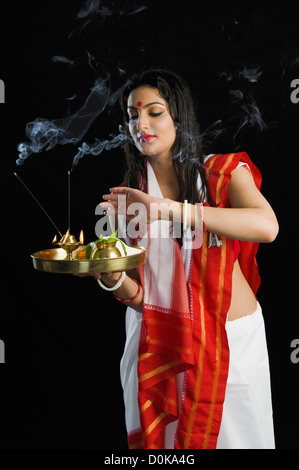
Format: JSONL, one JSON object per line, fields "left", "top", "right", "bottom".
{"left": 220, "top": 67, "right": 263, "bottom": 84}
{"left": 71, "top": 125, "right": 130, "bottom": 169}
{"left": 52, "top": 56, "right": 76, "bottom": 68}
{"left": 238, "top": 67, "right": 263, "bottom": 83}
{"left": 77, "top": 0, "right": 147, "bottom": 19}
{"left": 229, "top": 89, "right": 267, "bottom": 142}
{"left": 78, "top": 0, "right": 113, "bottom": 19}
{"left": 16, "top": 0, "right": 149, "bottom": 168}
{"left": 16, "top": 77, "right": 122, "bottom": 166}
{"left": 200, "top": 120, "right": 225, "bottom": 144}
{"left": 16, "top": 2, "right": 272, "bottom": 170}
{"left": 214, "top": 65, "right": 268, "bottom": 147}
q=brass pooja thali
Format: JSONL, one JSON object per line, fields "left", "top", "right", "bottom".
{"left": 31, "top": 243, "right": 147, "bottom": 274}
{"left": 15, "top": 171, "right": 146, "bottom": 276}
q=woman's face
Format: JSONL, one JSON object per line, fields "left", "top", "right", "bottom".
{"left": 127, "top": 86, "right": 177, "bottom": 161}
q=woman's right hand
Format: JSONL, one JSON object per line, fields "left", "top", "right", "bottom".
{"left": 74, "top": 271, "right": 124, "bottom": 288}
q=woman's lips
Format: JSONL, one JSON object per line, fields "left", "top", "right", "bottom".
{"left": 139, "top": 134, "right": 156, "bottom": 143}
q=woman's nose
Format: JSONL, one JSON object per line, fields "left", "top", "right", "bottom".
{"left": 137, "top": 113, "right": 149, "bottom": 131}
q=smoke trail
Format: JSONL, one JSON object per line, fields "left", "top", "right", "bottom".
{"left": 238, "top": 66, "right": 262, "bottom": 83}
{"left": 16, "top": 76, "right": 122, "bottom": 166}
{"left": 16, "top": 0, "right": 149, "bottom": 167}
{"left": 220, "top": 66, "right": 263, "bottom": 84}
{"left": 77, "top": 0, "right": 147, "bottom": 20}
{"left": 71, "top": 125, "right": 130, "bottom": 169}
{"left": 128, "top": 6, "right": 148, "bottom": 15}
{"left": 77, "top": 0, "right": 112, "bottom": 19}
{"left": 281, "top": 48, "right": 299, "bottom": 79}
{"left": 171, "top": 122, "right": 203, "bottom": 164}
{"left": 52, "top": 56, "right": 75, "bottom": 68}
{"left": 201, "top": 119, "right": 225, "bottom": 142}
{"left": 218, "top": 65, "right": 267, "bottom": 144}
{"left": 229, "top": 89, "right": 267, "bottom": 142}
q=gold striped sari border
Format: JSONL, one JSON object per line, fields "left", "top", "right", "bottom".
{"left": 215, "top": 154, "right": 235, "bottom": 205}
{"left": 149, "top": 338, "right": 193, "bottom": 356}
{"left": 151, "top": 384, "right": 177, "bottom": 408}
{"left": 138, "top": 360, "right": 181, "bottom": 383}
{"left": 202, "top": 238, "right": 227, "bottom": 448}
{"left": 184, "top": 231, "right": 208, "bottom": 448}
{"left": 144, "top": 411, "right": 169, "bottom": 438}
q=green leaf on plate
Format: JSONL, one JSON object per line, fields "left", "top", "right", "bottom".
{"left": 85, "top": 241, "right": 97, "bottom": 259}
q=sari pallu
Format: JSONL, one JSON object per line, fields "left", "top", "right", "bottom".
{"left": 125, "top": 152, "right": 262, "bottom": 449}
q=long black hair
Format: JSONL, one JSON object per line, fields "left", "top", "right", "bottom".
{"left": 119, "top": 69, "right": 208, "bottom": 204}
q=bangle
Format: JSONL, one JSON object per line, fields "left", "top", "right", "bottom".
{"left": 183, "top": 201, "right": 207, "bottom": 232}
{"left": 183, "top": 199, "right": 188, "bottom": 231}
{"left": 198, "top": 203, "right": 207, "bottom": 232}
{"left": 113, "top": 278, "right": 141, "bottom": 303}
{"left": 97, "top": 271, "right": 126, "bottom": 291}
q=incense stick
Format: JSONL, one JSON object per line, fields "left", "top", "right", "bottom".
{"left": 14, "top": 172, "right": 63, "bottom": 238}
{"left": 68, "top": 170, "right": 71, "bottom": 231}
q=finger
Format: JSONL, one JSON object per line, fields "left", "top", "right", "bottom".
{"left": 109, "top": 186, "right": 131, "bottom": 195}
{"left": 101, "top": 271, "right": 113, "bottom": 278}
{"left": 102, "top": 193, "right": 119, "bottom": 201}
{"left": 99, "top": 201, "right": 117, "bottom": 209}
{"left": 91, "top": 273, "right": 102, "bottom": 280}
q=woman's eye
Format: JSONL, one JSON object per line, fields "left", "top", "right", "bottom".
{"left": 149, "top": 112, "right": 163, "bottom": 117}
{"left": 128, "top": 111, "right": 163, "bottom": 121}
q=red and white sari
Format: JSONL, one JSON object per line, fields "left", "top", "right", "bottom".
{"left": 119, "top": 153, "right": 275, "bottom": 449}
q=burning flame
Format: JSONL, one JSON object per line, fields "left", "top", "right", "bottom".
{"left": 61, "top": 229, "right": 70, "bottom": 244}
{"left": 79, "top": 229, "right": 84, "bottom": 244}
{"left": 52, "top": 229, "right": 83, "bottom": 245}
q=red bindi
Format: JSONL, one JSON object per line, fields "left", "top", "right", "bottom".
{"left": 137, "top": 101, "right": 142, "bottom": 107}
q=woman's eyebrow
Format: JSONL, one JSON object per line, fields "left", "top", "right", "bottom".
{"left": 127, "top": 101, "right": 165, "bottom": 110}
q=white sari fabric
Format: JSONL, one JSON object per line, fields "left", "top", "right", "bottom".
{"left": 217, "top": 303, "right": 275, "bottom": 449}
{"left": 119, "top": 159, "right": 195, "bottom": 435}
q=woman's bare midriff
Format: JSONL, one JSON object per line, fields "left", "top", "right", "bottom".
{"left": 227, "top": 259, "right": 257, "bottom": 321}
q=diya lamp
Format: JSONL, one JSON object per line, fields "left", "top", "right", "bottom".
{"left": 52, "top": 229, "right": 84, "bottom": 260}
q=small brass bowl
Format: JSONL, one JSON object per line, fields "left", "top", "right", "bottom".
{"left": 31, "top": 245, "right": 147, "bottom": 274}
{"left": 93, "top": 240, "right": 122, "bottom": 260}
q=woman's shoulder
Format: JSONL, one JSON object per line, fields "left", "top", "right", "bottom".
{"left": 204, "top": 152, "right": 262, "bottom": 192}
{"left": 204, "top": 151, "right": 250, "bottom": 165}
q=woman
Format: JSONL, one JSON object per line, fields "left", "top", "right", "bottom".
{"left": 96, "top": 69, "right": 278, "bottom": 449}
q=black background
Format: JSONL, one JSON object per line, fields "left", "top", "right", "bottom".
{"left": 1, "top": 0, "right": 299, "bottom": 449}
